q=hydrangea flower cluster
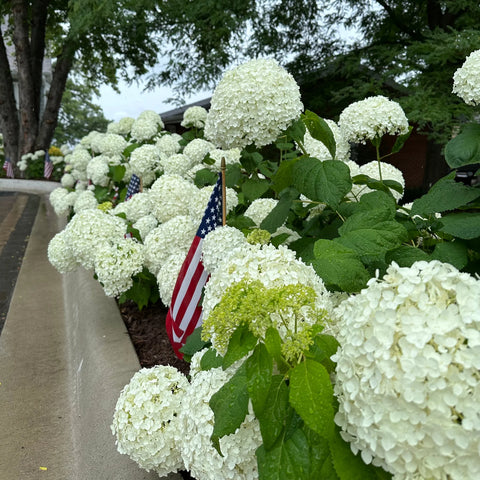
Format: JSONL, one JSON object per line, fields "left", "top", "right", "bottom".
{"left": 111, "top": 366, "right": 189, "bottom": 477}
{"left": 204, "top": 58, "right": 303, "bottom": 149}
{"left": 86, "top": 155, "right": 110, "bottom": 186}
{"left": 129, "top": 144, "right": 163, "bottom": 177}
{"left": 178, "top": 366, "right": 261, "bottom": 480}
{"left": 130, "top": 110, "right": 164, "bottom": 142}
{"left": 333, "top": 260, "right": 480, "bottom": 480}
{"left": 183, "top": 138, "right": 215, "bottom": 164}
{"left": 181, "top": 105, "right": 208, "bottom": 129}
{"left": 338, "top": 95, "right": 409, "bottom": 144}
{"left": 107, "top": 117, "right": 135, "bottom": 136}
{"left": 49, "top": 187, "right": 78, "bottom": 216}
{"left": 47, "top": 229, "right": 78, "bottom": 274}
{"left": 453, "top": 49, "right": 480, "bottom": 106}
{"left": 94, "top": 238, "right": 145, "bottom": 297}
{"left": 156, "top": 133, "right": 182, "bottom": 156}
{"left": 73, "top": 190, "right": 98, "bottom": 213}
{"left": 99, "top": 133, "right": 128, "bottom": 156}
{"left": 201, "top": 243, "right": 332, "bottom": 353}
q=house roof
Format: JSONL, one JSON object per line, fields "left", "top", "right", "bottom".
{"left": 160, "top": 97, "right": 211, "bottom": 127}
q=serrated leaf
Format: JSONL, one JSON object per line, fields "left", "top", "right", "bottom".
{"left": 289, "top": 359, "right": 334, "bottom": 438}
{"left": 194, "top": 168, "right": 218, "bottom": 187}
{"left": 306, "top": 334, "right": 340, "bottom": 373}
{"left": 246, "top": 343, "right": 273, "bottom": 416}
{"left": 385, "top": 245, "right": 431, "bottom": 267}
{"left": 391, "top": 125, "right": 413, "bottom": 154}
{"left": 293, "top": 158, "right": 352, "bottom": 209}
{"left": 411, "top": 175, "right": 480, "bottom": 215}
{"left": 312, "top": 240, "right": 370, "bottom": 292}
{"left": 179, "top": 327, "right": 210, "bottom": 359}
{"left": 223, "top": 323, "right": 257, "bottom": 369}
{"left": 242, "top": 177, "right": 271, "bottom": 201}
{"left": 445, "top": 123, "right": 480, "bottom": 169}
{"left": 285, "top": 118, "right": 307, "bottom": 144}
{"left": 257, "top": 375, "right": 290, "bottom": 449}
{"left": 272, "top": 157, "right": 301, "bottom": 194}
{"left": 210, "top": 362, "right": 249, "bottom": 449}
{"left": 260, "top": 189, "right": 296, "bottom": 233}
{"left": 338, "top": 209, "right": 395, "bottom": 236}
{"left": 225, "top": 163, "right": 243, "bottom": 188}
{"left": 302, "top": 110, "right": 336, "bottom": 159}
{"left": 356, "top": 190, "right": 397, "bottom": 217}
{"left": 438, "top": 212, "right": 480, "bottom": 240}
{"left": 431, "top": 241, "right": 469, "bottom": 270}
{"left": 264, "top": 328, "right": 289, "bottom": 372}
{"left": 200, "top": 347, "right": 224, "bottom": 370}
{"left": 110, "top": 164, "right": 126, "bottom": 182}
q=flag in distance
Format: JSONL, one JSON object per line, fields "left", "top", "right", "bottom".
{"left": 166, "top": 174, "right": 223, "bottom": 358}
{"left": 3, "top": 157, "right": 14, "bottom": 178}
{"left": 44, "top": 151, "right": 53, "bottom": 179}
{"left": 126, "top": 174, "right": 141, "bottom": 200}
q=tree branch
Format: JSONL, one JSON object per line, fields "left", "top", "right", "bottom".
{"left": 374, "top": 0, "right": 424, "bottom": 41}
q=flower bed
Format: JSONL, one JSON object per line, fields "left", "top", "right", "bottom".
{"left": 47, "top": 54, "right": 480, "bottom": 480}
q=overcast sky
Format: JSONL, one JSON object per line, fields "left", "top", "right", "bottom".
{"left": 95, "top": 80, "right": 211, "bottom": 122}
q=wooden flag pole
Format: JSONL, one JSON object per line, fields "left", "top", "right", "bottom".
{"left": 140, "top": 177, "right": 143, "bottom": 193}
{"left": 221, "top": 157, "right": 226, "bottom": 226}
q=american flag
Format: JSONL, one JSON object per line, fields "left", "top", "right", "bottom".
{"left": 3, "top": 157, "right": 14, "bottom": 178}
{"left": 44, "top": 151, "right": 53, "bottom": 179}
{"left": 126, "top": 174, "right": 141, "bottom": 200}
{"left": 166, "top": 174, "right": 223, "bottom": 358}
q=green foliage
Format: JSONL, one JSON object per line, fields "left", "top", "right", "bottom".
{"left": 118, "top": 268, "right": 159, "bottom": 310}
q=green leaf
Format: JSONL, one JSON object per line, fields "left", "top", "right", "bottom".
{"left": 356, "top": 190, "right": 396, "bottom": 217}
{"left": 338, "top": 208, "right": 395, "bottom": 236}
{"left": 289, "top": 359, "right": 335, "bottom": 438}
{"left": 391, "top": 125, "right": 413, "bottom": 154}
{"left": 109, "top": 164, "right": 126, "bottom": 182}
{"left": 210, "top": 362, "right": 249, "bottom": 450}
{"left": 330, "top": 428, "right": 391, "bottom": 480}
{"left": 311, "top": 240, "right": 370, "bottom": 292}
{"left": 431, "top": 241, "right": 469, "bottom": 270}
{"left": 264, "top": 328, "right": 290, "bottom": 373}
{"left": 285, "top": 118, "right": 307, "bottom": 144}
{"left": 246, "top": 343, "right": 273, "bottom": 416}
{"left": 306, "top": 334, "right": 340, "bottom": 374}
{"left": 257, "top": 428, "right": 311, "bottom": 480}
{"left": 293, "top": 158, "right": 352, "bottom": 209}
{"left": 242, "top": 177, "right": 271, "bottom": 202}
{"left": 179, "top": 327, "right": 210, "bottom": 360}
{"left": 257, "top": 375, "right": 290, "bottom": 449}
{"left": 194, "top": 167, "right": 218, "bottom": 187}
{"left": 122, "top": 142, "right": 141, "bottom": 157}
{"left": 302, "top": 110, "right": 336, "bottom": 159}
{"left": 445, "top": 123, "right": 480, "bottom": 169}
{"left": 304, "top": 426, "right": 337, "bottom": 480}
{"left": 200, "top": 347, "right": 224, "bottom": 370}
{"left": 260, "top": 189, "right": 296, "bottom": 233}
{"left": 225, "top": 163, "right": 243, "bottom": 188}
{"left": 438, "top": 212, "right": 480, "bottom": 240}
{"left": 385, "top": 245, "right": 431, "bottom": 267}
{"left": 272, "top": 157, "right": 301, "bottom": 194}
{"left": 411, "top": 175, "right": 480, "bottom": 215}
{"left": 223, "top": 324, "right": 257, "bottom": 369}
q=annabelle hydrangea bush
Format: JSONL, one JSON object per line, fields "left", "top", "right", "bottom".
{"left": 45, "top": 53, "right": 480, "bottom": 479}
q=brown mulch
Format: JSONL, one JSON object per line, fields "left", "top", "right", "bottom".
{"left": 118, "top": 300, "right": 191, "bottom": 376}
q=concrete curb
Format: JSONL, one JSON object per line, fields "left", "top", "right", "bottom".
{"left": 0, "top": 181, "right": 178, "bottom": 479}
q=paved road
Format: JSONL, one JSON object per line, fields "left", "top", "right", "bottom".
{"left": 0, "top": 191, "right": 39, "bottom": 334}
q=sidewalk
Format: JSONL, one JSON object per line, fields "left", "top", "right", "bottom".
{"left": 0, "top": 180, "right": 164, "bottom": 480}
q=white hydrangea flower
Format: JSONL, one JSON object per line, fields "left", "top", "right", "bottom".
{"left": 132, "top": 214, "right": 158, "bottom": 241}
{"left": 65, "top": 209, "right": 126, "bottom": 269}
{"left": 339, "top": 95, "right": 409, "bottom": 144}
{"left": 94, "top": 238, "right": 144, "bottom": 297}
{"left": 160, "top": 153, "right": 194, "bottom": 176}
{"left": 149, "top": 174, "right": 198, "bottom": 223}
{"left": 183, "top": 138, "right": 215, "bottom": 164}
{"left": 204, "top": 58, "right": 303, "bottom": 149}
{"left": 130, "top": 118, "right": 159, "bottom": 142}
{"left": 60, "top": 173, "right": 75, "bottom": 188}
{"left": 111, "top": 366, "right": 188, "bottom": 476}
{"left": 69, "top": 147, "right": 91, "bottom": 173}
{"left": 137, "top": 109, "right": 164, "bottom": 128}
{"left": 333, "top": 260, "right": 480, "bottom": 480}
{"left": 244, "top": 198, "right": 278, "bottom": 225}
{"left": 129, "top": 144, "right": 163, "bottom": 177}
{"left": 177, "top": 367, "right": 261, "bottom": 480}
{"left": 156, "top": 133, "right": 182, "bottom": 157}
{"left": 187, "top": 184, "right": 238, "bottom": 222}
{"left": 207, "top": 147, "right": 242, "bottom": 170}
{"left": 80, "top": 131, "right": 104, "bottom": 152}
{"left": 201, "top": 226, "right": 247, "bottom": 274}
{"left": 357, "top": 160, "right": 405, "bottom": 201}
{"left": 453, "top": 49, "right": 480, "bottom": 106}
{"left": 113, "top": 192, "right": 154, "bottom": 223}
{"left": 47, "top": 229, "right": 78, "bottom": 274}
{"left": 202, "top": 243, "right": 332, "bottom": 352}
{"left": 17, "top": 158, "right": 28, "bottom": 171}
{"left": 144, "top": 215, "right": 197, "bottom": 275}
{"left": 181, "top": 105, "right": 208, "bottom": 129}
{"left": 73, "top": 189, "right": 98, "bottom": 213}
{"left": 303, "top": 119, "right": 350, "bottom": 162}
{"left": 107, "top": 117, "right": 134, "bottom": 136}
{"left": 49, "top": 187, "right": 77, "bottom": 216}
{"left": 86, "top": 155, "right": 110, "bottom": 186}
{"left": 156, "top": 252, "right": 185, "bottom": 306}
{"left": 99, "top": 133, "right": 128, "bottom": 156}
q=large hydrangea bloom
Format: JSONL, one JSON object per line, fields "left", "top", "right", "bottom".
{"left": 204, "top": 58, "right": 303, "bottom": 149}
{"left": 333, "top": 260, "right": 480, "bottom": 480}
{"left": 111, "top": 366, "right": 189, "bottom": 476}
{"left": 177, "top": 367, "right": 261, "bottom": 480}
{"left": 453, "top": 49, "right": 480, "bottom": 106}
{"left": 47, "top": 229, "right": 78, "bottom": 274}
{"left": 339, "top": 95, "right": 409, "bottom": 144}
{"left": 129, "top": 144, "right": 163, "bottom": 177}
{"left": 181, "top": 105, "right": 208, "bottom": 129}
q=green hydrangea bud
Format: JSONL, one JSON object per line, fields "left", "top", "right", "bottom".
{"left": 246, "top": 229, "right": 271, "bottom": 245}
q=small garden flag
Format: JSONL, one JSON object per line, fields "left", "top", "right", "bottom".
{"left": 166, "top": 173, "right": 223, "bottom": 358}
{"left": 2, "top": 157, "right": 14, "bottom": 178}
{"left": 126, "top": 174, "right": 141, "bottom": 200}
{"left": 43, "top": 151, "right": 53, "bottom": 179}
